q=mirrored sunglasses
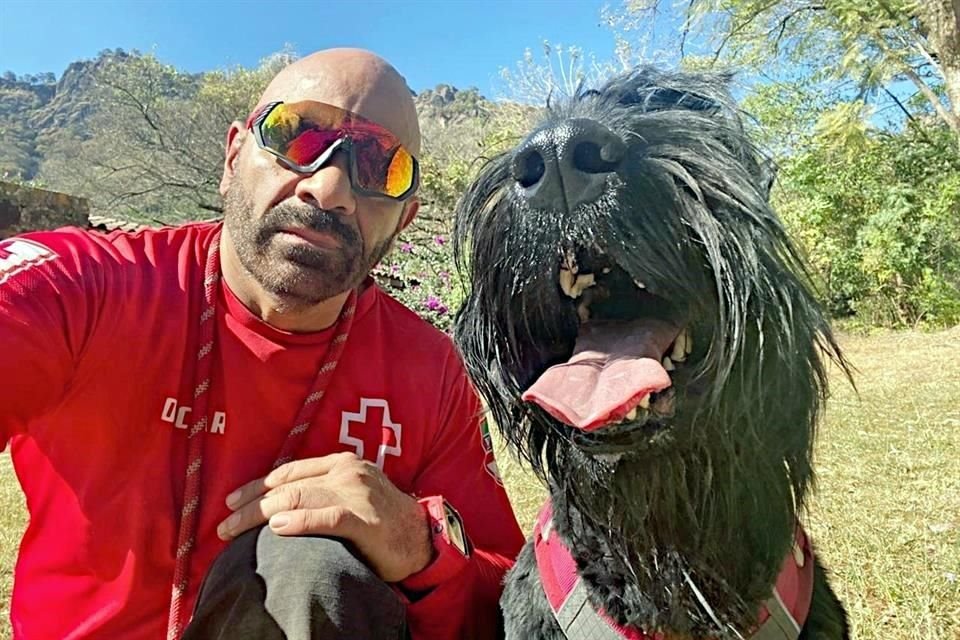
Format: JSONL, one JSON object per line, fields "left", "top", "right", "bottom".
{"left": 246, "top": 100, "right": 419, "bottom": 201}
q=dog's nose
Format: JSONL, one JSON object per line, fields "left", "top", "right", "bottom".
{"left": 511, "top": 118, "right": 625, "bottom": 211}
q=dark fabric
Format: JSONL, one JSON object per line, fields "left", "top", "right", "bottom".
{"left": 183, "top": 526, "right": 408, "bottom": 640}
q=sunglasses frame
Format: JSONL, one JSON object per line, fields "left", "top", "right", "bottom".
{"left": 248, "top": 100, "right": 420, "bottom": 202}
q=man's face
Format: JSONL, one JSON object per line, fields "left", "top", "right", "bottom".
{"left": 222, "top": 158, "right": 405, "bottom": 306}
{"left": 221, "top": 99, "right": 418, "bottom": 308}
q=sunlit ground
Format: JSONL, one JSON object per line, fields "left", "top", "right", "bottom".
{"left": 3, "top": 328, "right": 958, "bottom": 639}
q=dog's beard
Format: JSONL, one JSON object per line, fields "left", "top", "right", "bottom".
{"left": 551, "top": 415, "right": 799, "bottom": 637}
{"left": 489, "top": 298, "right": 827, "bottom": 637}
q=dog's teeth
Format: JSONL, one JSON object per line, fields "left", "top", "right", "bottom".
{"left": 671, "top": 332, "right": 687, "bottom": 362}
{"left": 571, "top": 273, "right": 596, "bottom": 298}
{"left": 685, "top": 330, "right": 693, "bottom": 354}
{"left": 637, "top": 394, "right": 650, "bottom": 409}
{"left": 560, "top": 271, "right": 596, "bottom": 299}
{"left": 625, "top": 408, "right": 638, "bottom": 421}
{"left": 662, "top": 356, "right": 675, "bottom": 371}
{"left": 602, "top": 267, "right": 611, "bottom": 274}
{"left": 633, "top": 279, "right": 646, "bottom": 289}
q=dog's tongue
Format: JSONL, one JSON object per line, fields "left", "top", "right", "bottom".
{"left": 522, "top": 318, "right": 680, "bottom": 432}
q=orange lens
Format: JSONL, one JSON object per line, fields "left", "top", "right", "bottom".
{"left": 383, "top": 147, "right": 414, "bottom": 198}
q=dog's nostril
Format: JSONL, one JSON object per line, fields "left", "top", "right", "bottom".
{"left": 513, "top": 148, "right": 547, "bottom": 188}
{"left": 573, "top": 140, "right": 623, "bottom": 175}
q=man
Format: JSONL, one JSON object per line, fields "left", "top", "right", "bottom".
{"left": 1, "top": 49, "right": 524, "bottom": 639}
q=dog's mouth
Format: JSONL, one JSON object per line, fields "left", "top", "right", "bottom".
{"left": 521, "top": 249, "right": 692, "bottom": 452}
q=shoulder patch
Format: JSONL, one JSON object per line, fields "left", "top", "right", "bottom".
{"left": 0, "top": 238, "right": 59, "bottom": 285}
{"left": 480, "top": 417, "right": 504, "bottom": 486}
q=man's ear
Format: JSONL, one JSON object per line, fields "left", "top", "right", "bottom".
{"left": 398, "top": 197, "right": 420, "bottom": 232}
{"left": 219, "top": 121, "right": 246, "bottom": 196}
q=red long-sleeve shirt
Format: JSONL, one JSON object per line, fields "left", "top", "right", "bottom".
{"left": 1, "top": 222, "right": 524, "bottom": 639}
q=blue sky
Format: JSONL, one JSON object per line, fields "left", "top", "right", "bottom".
{"left": 0, "top": 0, "right": 636, "bottom": 96}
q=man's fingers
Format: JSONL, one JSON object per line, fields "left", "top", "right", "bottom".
{"left": 268, "top": 506, "right": 357, "bottom": 538}
{"left": 217, "top": 482, "right": 330, "bottom": 540}
{"left": 225, "top": 452, "right": 359, "bottom": 509}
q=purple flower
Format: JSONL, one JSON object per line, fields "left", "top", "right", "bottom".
{"left": 400, "top": 242, "right": 414, "bottom": 253}
{"left": 390, "top": 263, "right": 400, "bottom": 274}
{"left": 434, "top": 235, "right": 446, "bottom": 246}
{"left": 424, "top": 295, "right": 448, "bottom": 315}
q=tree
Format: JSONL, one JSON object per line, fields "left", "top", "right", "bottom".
{"left": 608, "top": 0, "right": 959, "bottom": 145}
{"left": 39, "top": 52, "right": 293, "bottom": 223}
{"left": 602, "top": 0, "right": 960, "bottom": 327}
{"left": 774, "top": 120, "right": 960, "bottom": 326}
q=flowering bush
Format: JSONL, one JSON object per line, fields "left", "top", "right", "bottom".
{"left": 373, "top": 97, "right": 538, "bottom": 332}
{"left": 375, "top": 222, "right": 465, "bottom": 332}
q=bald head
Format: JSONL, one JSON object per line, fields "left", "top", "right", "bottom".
{"left": 258, "top": 48, "right": 421, "bottom": 156}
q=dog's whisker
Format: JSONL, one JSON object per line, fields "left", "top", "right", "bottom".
{"left": 683, "top": 568, "right": 725, "bottom": 631}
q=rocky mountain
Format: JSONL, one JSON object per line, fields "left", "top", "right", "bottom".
{"left": 0, "top": 50, "right": 135, "bottom": 181}
{"left": 0, "top": 51, "right": 494, "bottom": 186}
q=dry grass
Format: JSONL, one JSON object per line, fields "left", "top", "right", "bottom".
{"left": 497, "top": 327, "right": 960, "bottom": 639}
{"left": 0, "top": 454, "right": 23, "bottom": 638}
{"left": 2, "top": 328, "right": 958, "bottom": 639}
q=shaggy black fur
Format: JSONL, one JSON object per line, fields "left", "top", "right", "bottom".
{"left": 453, "top": 67, "right": 851, "bottom": 639}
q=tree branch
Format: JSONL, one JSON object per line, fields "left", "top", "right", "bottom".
{"left": 710, "top": 0, "right": 789, "bottom": 63}
{"left": 880, "top": 86, "right": 935, "bottom": 143}
{"left": 679, "top": 0, "right": 697, "bottom": 59}
{"left": 870, "top": 30, "right": 960, "bottom": 135}
{"left": 769, "top": 4, "right": 826, "bottom": 55}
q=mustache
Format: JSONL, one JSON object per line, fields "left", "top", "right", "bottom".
{"left": 259, "top": 203, "right": 361, "bottom": 246}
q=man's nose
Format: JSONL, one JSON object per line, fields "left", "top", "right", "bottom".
{"left": 293, "top": 151, "right": 357, "bottom": 215}
{"left": 510, "top": 118, "right": 626, "bottom": 212}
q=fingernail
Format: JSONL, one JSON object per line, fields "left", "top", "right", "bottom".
{"left": 269, "top": 515, "right": 290, "bottom": 531}
{"left": 225, "top": 489, "right": 242, "bottom": 508}
{"left": 218, "top": 512, "right": 241, "bottom": 539}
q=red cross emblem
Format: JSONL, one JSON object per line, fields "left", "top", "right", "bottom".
{"left": 338, "top": 398, "right": 402, "bottom": 470}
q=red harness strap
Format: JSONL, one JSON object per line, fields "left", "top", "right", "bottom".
{"left": 533, "top": 501, "right": 814, "bottom": 640}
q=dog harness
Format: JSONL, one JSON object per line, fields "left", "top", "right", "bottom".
{"left": 533, "top": 501, "right": 813, "bottom": 640}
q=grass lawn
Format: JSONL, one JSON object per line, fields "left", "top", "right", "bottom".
{"left": 2, "top": 328, "right": 958, "bottom": 639}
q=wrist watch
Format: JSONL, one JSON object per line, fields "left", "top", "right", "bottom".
{"left": 400, "top": 496, "right": 471, "bottom": 593}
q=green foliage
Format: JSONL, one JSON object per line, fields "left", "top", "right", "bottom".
{"left": 37, "top": 52, "right": 290, "bottom": 224}
{"left": 378, "top": 233, "right": 465, "bottom": 333}
{"left": 0, "top": 75, "right": 54, "bottom": 180}
{"left": 776, "top": 122, "right": 960, "bottom": 327}
{"left": 394, "top": 91, "right": 538, "bottom": 331}
{"left": 611, "top": 0, "right": 959, "bottom": 141}
{"left": 608, "top": 0, "right": 959, "bottom": 327}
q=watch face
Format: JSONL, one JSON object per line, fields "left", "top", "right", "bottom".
{"left": 444, "top": 504, "right": 471, "bottom": 556}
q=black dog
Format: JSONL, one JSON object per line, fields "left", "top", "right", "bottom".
{"left": 453, "top": 67, "right": 851, "bottom": 639}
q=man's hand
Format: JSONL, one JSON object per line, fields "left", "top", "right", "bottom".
{"left": 216, "top": 452, "right": 433, "bottom": 583}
